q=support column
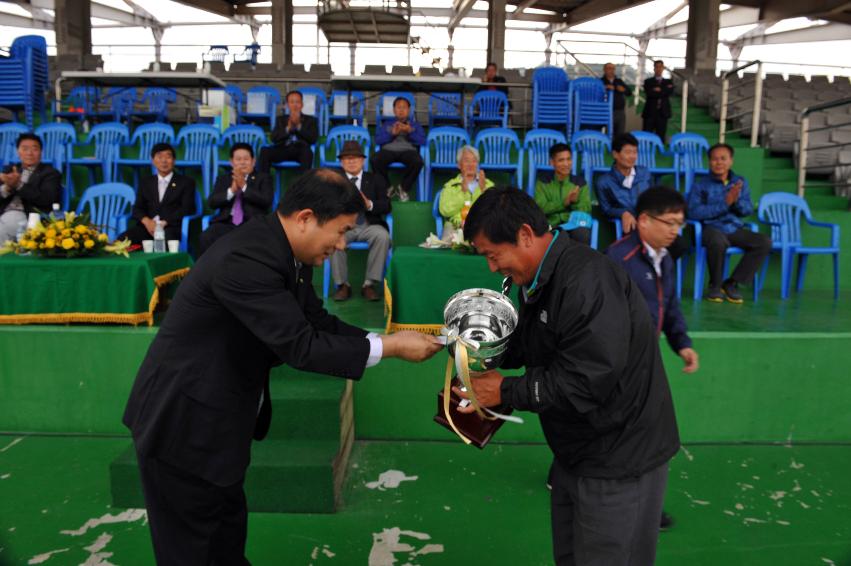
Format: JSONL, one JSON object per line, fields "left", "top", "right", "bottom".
{"left": 685, "top": 0, "right": 720, "bottom": 73}
{"left": 486, "top": 0, "right": 506, "bottom": 69}
{"left": 447, "top": 30, "right": 455, "bottom": 69}
{"left": 54, "top": 0, "right": 91, "bottom": 56}
{"left": 152, "top": 28, "right": 164, "bottom": 66}
{"left": 544, "top": 33, "right": 553, "bottom": 66}
{"left": 271, "top": 0, "right": 294, "bottom": 68}
{"left": 349, "top": 42, "right": 356, "bottom": 75}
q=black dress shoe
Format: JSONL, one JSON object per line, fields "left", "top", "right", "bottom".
{"left": 660, "top": 511, "right": 674, "bottom": 530}
{"left": 333, "top": 283, "right": 352, "bottom": 301}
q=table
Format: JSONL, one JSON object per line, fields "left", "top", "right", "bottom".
{"left": 0, "top": 252, "right": 192, "bottom": 326}
{"left": 331, "top": 74, "right": 482, "bottom": 94}
{"left": 384, "top": 246, "right": 509, "bottom": 334}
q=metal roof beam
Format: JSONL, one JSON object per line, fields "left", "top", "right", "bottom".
{"left": 644, "top": 6, "right": 760, "bottom": 39}
{"left": 734, "top": 21, "right": 851, "bottom": 45}
{"left": 449, "top": 0, "right": 478, "bottom": 33}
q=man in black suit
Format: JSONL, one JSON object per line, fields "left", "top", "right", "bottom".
{"left": 119, "top": 142, "right": 197, "bottom": 245}
{"left": 330, "top": 140, "right": 391, "bottom": 302}
{"left": 642, "top": 60, "right": 675, "bottom": 141}
{"left": 199, "top": 142, "right": 274, "bottom": 254}
{"left": 123, "top": 169, "right": 443, "bottom": 565}
{"left": 257, "top": 90, "right": 318, "bottom": 174}
{"left": 602, "top": 62, "right": 633, "bottom": 137}
{"left": 0, "top": 133, "right": 62, "bottom": 242}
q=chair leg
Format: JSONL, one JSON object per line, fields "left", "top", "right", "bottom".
{"left": 675, "top": 257, "right": 683, "bottom": 299}
{"left": 693, "top": 247, "right": 705, "bottom": 301}
{"left": 795, "top": 254, "right": 808, "bottom": 294}
{"left": 323, "top": 258, "right": 331, "bottom": 299}
{"left": 780, "top": 249, "right": 792, "bottom": 299}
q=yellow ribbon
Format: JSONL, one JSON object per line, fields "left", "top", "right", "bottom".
{"left": 441, "top": 333, "right": 496, "bottom": 445}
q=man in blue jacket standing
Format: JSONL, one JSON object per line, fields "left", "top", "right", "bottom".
{"left": 371, "top": 96, "right": 425, "bottom": 202}
{"left": 687, "top": 143, "right": 772, "bottom": 303}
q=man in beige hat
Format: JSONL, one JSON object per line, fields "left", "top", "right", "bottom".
{"left": 331, "top": 140, "right": 392, "bottom": 301}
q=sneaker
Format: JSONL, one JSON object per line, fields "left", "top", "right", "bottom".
{"left": 386, "top": 185, "right": 397, "bottom": 198}
{"left": 705, "top": 287, "right": 724, "bottom": 303}
{"left": 722, "top": 279, "right": 744, "bottom": 304}
{"left": 398, "top": 187, "right": 410, "bottom": 202}
{"left": 660, "top": 511, "right": 674, "bottom": 531}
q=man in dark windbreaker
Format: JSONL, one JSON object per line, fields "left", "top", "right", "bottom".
{"left": 457, "top": 186, "right": 680, "bottom": 566}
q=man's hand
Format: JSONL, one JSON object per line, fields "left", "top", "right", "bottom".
{"left": 654, "top": 86, "right": 662, "bottom": 92}
{"left": 678, "top": 348, "right": 699, "bottom": 373}
{"left": 604, "top": 83, "right": 614, "bottom": 91}
{"left": 454, "top": 369, "right": 504, "bottom": 413}
{"left": 288, "top": 112, "right": 301, "bottom": 129}
{"left": 725, "top": 180, "right": 743, "bottom": 206}
{"left": 230, "top": 173, "right": 245, "bottom": 194}
{"left": 381, "top": 331, "right": 443, "bottom": 362}
{"left": 2, "top": 166, "right": 21, "bottom": 190}
{"left": 141, "top": 217, "right": 157, "bottom": 236}
{"left": 616, "top": 85, "right": 626, "bottom": 93}
{"left": 391, "top": 122, "right": 403, "bottom": 136}
{"left": 564, "top": 187, "right": 580, "bottom": 206}
{"left": 621, "top": 211, "right": 637, "bottom": 233}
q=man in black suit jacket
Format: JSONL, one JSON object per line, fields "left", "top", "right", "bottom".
{"left": 642, "top": 60, "right": 675, "bottom": 141}
{"left": 123, "top": 169, "right": 442, "bottom": 565}
{"left": 330, "top": 141, "right": 392, "bottom": 302}
{"left": 257, "top": 90, "right": 318, "bottom": 174}
{"left": 120, "top": 142, "right": 197, "bottom": 245}
{"left": 199, "top": 142, "right": 274, "bottom": 254}
{"left": 0, "top": 133, "right": 62, "bottom": 242}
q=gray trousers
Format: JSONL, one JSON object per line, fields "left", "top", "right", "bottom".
{"left": 551, "top": 459, "right": 669, "bottom": 566}
{"left": 0, "top": 209, "right": 27, "bottom": 243}
{"left": 330, "top": 222, "right": 391, "bottom": 286}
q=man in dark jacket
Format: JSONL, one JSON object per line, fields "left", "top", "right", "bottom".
{"left": 330, "top": 140, "right": 391, "bottom": 302}
{"left": 199, "top": 142, "right": 274, "bottom": 254}
{"left": 257, "top": 90, "right": 318, "bottom": 173}
{"left": 123, "top": 169, "right": 442, "bottom": 565}
{"left": 0, "top": 133, "right": 62, "bottom": 242}
{"left": 459, "top": 187, "right": 680, "bottom": 566}
{"left": 120, "top": 142, "right": 197, "bottom": 245}
{"left": 602, "top": 62, "right": 633, "bottom": 137}
{"left": 642, "top": 60, "right": 674, "bottom": 141}
{"left": 476, "top": 61, "right": 509, "bottom": 96}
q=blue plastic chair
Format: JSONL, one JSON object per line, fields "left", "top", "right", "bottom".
{"left": 175, "top": 124, "right": 220, "bottom": 199}
{"left": 132, "top": 87, "right": 176, "bottom": 123}
{"left": 54, "top": 86, "right": 98, "bottom": 124}
{"left": 474, "top": 128, "right": 523, "bottom": 187}
{"left": 433, "top": 189, "right": 444, "bottom": 239}
{"left": 34, "top": 122, "right": 75, "bottom": 209}
{"left": 523, "top": 128, "right": 567, "bottom": 195}
{"left": 376, "top": 92, "right": 415, "bottom": 128}
{"left": 465, "top": 91, "right": 509, "bottom": 132}
{"left": 293, "top": 87, "right": 327, "bottom": 135}
{"left": 757, "top": 192, "right": 840, "bottom": 299}
{"left": 690, "top": 220, "right": 763, "bottom": 301}
{"left": 91, "top": 87, "right": 137, "bottom": 123}
{"left": 114, "top": 123, "right": 175, "bottom": 187}
{"left": 0, "top": 122, "right": 30, "bottom": 167}
{"left": 532, "top": 67, "right": 570, "bottom": 131}
{"left": 327, "top": 91, "right": 365, "bottom": 129}
{"left": 241, "top": 86, "right": 281, "bottom": 129}
{"left": 570, "top": 77, "right": 612, "bottom": 137}
{"left": 630, "top": 131, "right": 676, "bottom": 180}
{"left": 66, "top": 122, "right": 129, "bottom": 203}
{"left": 75, "top": 182, "right": 136, "bottom": 241}
{"left": 216, "top": 125, "right": 267, "bottom": 174}
{"left": 319, "top": 125, "right": 371, "bottom": 169}
{"left": 670, "top": 132, "right": 710, "bottom": 194}
{"left": 428, "top": 93, "right": 463, "bottom": 128}
{"left": 423, "top": 126, "right": 470, "bottom": 202}
{"left": 322, "top": 214, "right": 394, "bottom": 298}
{"left": 571, "top": 130, "right": 611, "bottom": 183}
{"left": 179, "top": 190, "right": 204, "bottom": 253}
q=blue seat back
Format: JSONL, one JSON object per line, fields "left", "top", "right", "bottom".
{"left": 130, "top": 123, "right": 175, "bottom": 159}
{"left": 523, "top": 128, "right": 567, "bottom": 193}
{"left": 0, "top": 122, "right": 30, "bottom": 166}
{"left": 87, "top": 122, "right": 130, "bottom": 163}
{"left": 322, "top": 125, "right": 371, "bottom": 167}
{"left": 428, "top": 93, "right": 462, "bottom": 127}
{"left": 468, "top": 91, "right": 508, "bottom": 125}
{"left": 376, "top": 92, "right": 415, "bottom": 127}
{"left": 62, "top": 86, "right": 99, "bottom": 114}
{"left": 329, "top": 91, "right": 365, "bottom": 122}
{"left": 532, "top": 68, "right": 571, "bottom": 129}
{"left": 140, "top": 87, "right": 176, "bottom": 119}
{"left": 245, "top": 86, "right": 281, "bottom": 119}
{"left": 101, "top": 87, "right": 137, "bottom": 120}
{"left": 670, "top": 133, "right": 709, "bottom": 173}
{"left": 176, "top": 124, "right": 221, "bottom": 163}
{"left": 294, "top": 86, "right": 326, "bottom": 122}
{"left": 75, "top": 182, "right": 136, "bottom": 240}
{"left": 757, "top": 192, "right": 810, "bottom": 247}
{"left": 220, "top": 125, "right": 267, "bottom": 157}
{"left": 474, "top": 128, "right": 521, "bottom": 169}
{"left": 34, "top": 123, "right": 76, "bottom": 170}
{"left": 427, "top": 127, "right": 470, "bottom": 166}
{"left": 630, "top": 131, "right": 665, "bottom": 170}
{"left": 533, "top": 67, "right": 569, "bottom": 93}
{"left": 571, "top": 130, "right": 611, "bottom": 178}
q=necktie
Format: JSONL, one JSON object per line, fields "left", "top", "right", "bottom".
{"left": 232, "top": 189, "right": 244, "bottom": 226}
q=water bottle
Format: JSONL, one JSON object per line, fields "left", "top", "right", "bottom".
{"left": 15, "top": 220, "right": 27, "bottom": 242}
{"left": 153, "top": 220, "right": 166, "bottom": 253}
{"left": 51, "top": 203, "right": 60, "bottom": 218}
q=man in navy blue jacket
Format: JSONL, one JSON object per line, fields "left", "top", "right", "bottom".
{"left": 371, "top": 96, "right": 425, "bottom": 202}
{"left": 687, "top": 143, "right": 772, "bottom": 303}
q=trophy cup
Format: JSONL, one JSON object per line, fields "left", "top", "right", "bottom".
{"left": 434, "top": 278, "right": 521, "bottom": 448}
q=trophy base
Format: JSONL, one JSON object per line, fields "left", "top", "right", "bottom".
{"left": 434, "top": 377, "right": 513, "bottom": 449}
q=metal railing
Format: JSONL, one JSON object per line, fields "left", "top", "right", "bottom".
{"left": 796, "top": 96, "right": 851, "bottom": 198}
{"left": 719, "top": 60, "right": 763, "bottom": 147}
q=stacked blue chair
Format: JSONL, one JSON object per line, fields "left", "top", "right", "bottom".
{"left": 757, "top": 192, "right": 840, "bottom": 300}
{"left": 114, "top": 123, "right": 175, "bottom": 187}
{"left": 295, "top": 87, "right": 328, "bottom": 135}
{"left": 34, "top": 122, "right": 75, "bottom": 209}
{"left": 465, "top": 91, "right": 509, "bottom": 133}
{"left": 66, "top": 122, "right": 129, "bottom": 203}
{"left": 630, "top": 131, "right": 676, "bottom": 181}
{"left": 75, "top": 182, "right": 136, "bottom": 241}
{"left": 0, "top": 36, "right": 48, "bottom": 129}
{"left": 319, "top": 126, "right": 371, "bottom": 169}
{"left": 423, "top": 126, "right": 470, "bottom": 202}
{"left": 571, "top": 130, "right": 611, "bottom": 183}
{"left": 241, "top": 86, "right": 281, "bottom": 129}
{"left": 523, "top": 128, "right": 567, "bottom": 195}
{"left": 322, "top": 215, "right": 393, "bottom": 299}
{"left": 174, "top": 124, "right": 220, "bottom": 199}
{"left": 532, "top": 67, "right": 570, "bottom": 132}
{"left": 132, "top": 88, "right": 176, "bottom": 123}
{"left": 0, "top": 122, "right": 29, "bottom": 167}
{"left": 474, "top": 128, "right": 523, "bottom": 187}
{"left": 327, "top": 91, "right": 365, "bottom": 130}
{"left": 670, "top": 132, "right": 709, "bottom": 193}
{"left": 375, "top": 92, "right": 415, "bottom": 128}
{"left": 55, "top": 86, "right": 98, "bottom": 124}
{"left": 570, "top": 77, "right": 613, "bottom": 137}
{"left": 216, "top": 124, "right": 267, "bottom": 175}
{"left": 428, "top": 93, "right": 464, "bottom": 128}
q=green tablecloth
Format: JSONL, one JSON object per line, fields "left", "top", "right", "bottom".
{"left": 385, "top": 246, "right": 507, "bottom": 334}
{"left": 0, "top": 252, "right": 193, "bottom": 326}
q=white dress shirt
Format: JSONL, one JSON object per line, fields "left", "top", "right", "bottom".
{"left": 643, "top": 241, "right": 668, "bottom": 278}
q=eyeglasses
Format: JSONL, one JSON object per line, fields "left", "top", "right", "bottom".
{"left": 648, "top": 215, "right": 685, "bottom": 229}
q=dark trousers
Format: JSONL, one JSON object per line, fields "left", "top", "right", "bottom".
{"left": 136, "top": 450, "right": 250, "bottom": 566}
{"left": 199, "top": 221, "right": 237, "bottom": 255}
{"left": 121, "top": 223, "right": 182, "bottom": 246}
{"left": 370, "top": 149, "right": 423, "bottom": 196}
{"left": 551, "top": 458, "right": 669, "bottom": 566}
{"left": 702, "top": 226, "right": 772, "bottom": 288}
{"left": 258, "top": 143, "right": 313, "bottom": 174}
{"left": 642, "top": 115, "right": 668, "bottom": 142}
{"left": 612, "top": 109, "right": 626, "bottom": 137}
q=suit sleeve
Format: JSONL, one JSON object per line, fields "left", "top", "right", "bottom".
{"left": 270, "top": 117, "right": 288, "bottom": 144}
{"left": 132, "top": 181, "right": 151, "bottom": 222}
{"left": 211, "top": 250, "right": 370, "bottom": 378}
{"left": 369, "top": 175, "right": 391, "bottom": 216}
{"left": 619, "top": 79, "right": 633, "bottom": 97}
{"left": 296, "top": 116, "right": 319, "bottom": 145}
{"left": 164, "top": 177, "right": 197, "bottom": 225}
{"left": 18, "top": 167, "right": 61, "bottom": 212}
{"left": 242, "top": 174, "right": 273, "bottom": 211}
{"left": 301, "top": 266, "right": 369, "bottom": 338}
{"left": 208, "top": 176, "right": 231, "bottom": 210}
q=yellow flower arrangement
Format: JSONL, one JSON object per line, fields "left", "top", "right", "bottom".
{"left": 0, "top": 211, "right": 132, "bottom": 258}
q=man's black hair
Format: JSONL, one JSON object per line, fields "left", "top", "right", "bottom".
{"left": 636, "top": 186, "right": 686, "bottom": 217}
{"left": 392, "top": 96, "right": 410, "bottom": 108}
{"left": 285, "top": 90, "right": 303, "bottom": 102}
{"left": 549, "top": 143, "right": 571, "bottom": 160}
{"left": 486, "top": 62, "right": 498, "bottom": 70}
{"left": 230, "top": 142, "right": 254, "bottom": 158}
{"left": 16, "top": 133, "right": 42, "bottom": 149}
{"left": 654, "top": 60, "right": 664, "bottom": 67}
{"left": 708, "top": 143, "right": 735, "bottom": 159}
{"left": 150, "top": 142, "right": 176, "bottom": 159}
{"left": 612, "top": 132, "right": 638, "bottom": 153}
{"left": 278, "top": 168, "right": 365, "bottom": 224}
{"left": 463, "top": 186, "right": 549, "bottom": 244}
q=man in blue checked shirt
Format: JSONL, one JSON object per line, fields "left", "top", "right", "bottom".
{"left": 687, "top": 143, "right": 772, "bottom": 303}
